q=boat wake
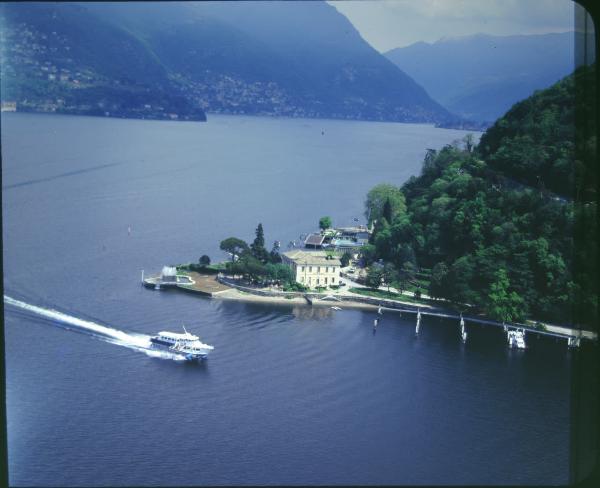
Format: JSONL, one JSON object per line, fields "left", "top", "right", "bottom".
{"left": 3, "top": 295, "right": 186, "bottom": 361}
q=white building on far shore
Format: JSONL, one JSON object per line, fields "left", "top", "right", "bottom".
{"left": 1, "top": 101, "right": 17, "bottom": 112}
{"left": 281, "top": 250, "right": 341, "bottom": 288}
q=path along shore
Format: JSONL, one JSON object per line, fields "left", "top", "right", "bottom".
{"left": 143, "top": 271, "right": 597, "bottom": 343}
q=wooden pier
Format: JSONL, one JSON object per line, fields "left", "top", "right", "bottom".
{"left": 382, "top": 306, "right": 596, "bottom": 344}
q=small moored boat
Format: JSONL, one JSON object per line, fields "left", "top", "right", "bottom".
{"left": 507, "top": 328, "right": 526, "bottom": 349}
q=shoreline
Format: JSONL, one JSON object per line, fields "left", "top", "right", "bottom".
{"left": 145, "top": 272, "right": 597, "bottom": 343}
{"left": 2, "top": 110, "right": 484, "bottom": 132}
{"left": 213, "top": 287, "right": 596, "bottom": 341}
{"left": 216, "top": 287, "right": 383, "bottom": 311}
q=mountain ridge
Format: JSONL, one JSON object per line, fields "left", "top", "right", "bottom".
{"left": 385, "top": 31, "right": 595, "bottom": 123}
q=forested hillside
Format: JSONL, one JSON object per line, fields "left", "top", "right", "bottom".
{"left": 365, "top": 64, "right": 597, "bottom": 329}
{"left": 479, "top": 64, "right": 597, "bottom": 200}
{"left": 0, "top": 2, "right": 206, "bottom": 120}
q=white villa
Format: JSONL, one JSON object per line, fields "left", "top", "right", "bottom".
{"left": 281, "top": 250, "right": 341, "bottom": 288}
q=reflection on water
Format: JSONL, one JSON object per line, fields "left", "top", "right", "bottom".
{"left": 292, "top": 305, "right": 334, "bottom": 320}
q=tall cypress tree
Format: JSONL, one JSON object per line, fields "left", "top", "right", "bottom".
{"left": 251, "top": 223, "right": 269, "bottom": 263}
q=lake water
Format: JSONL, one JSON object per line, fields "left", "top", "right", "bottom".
{"left": 0, "top": 112, "right": 584, "bottom": 485}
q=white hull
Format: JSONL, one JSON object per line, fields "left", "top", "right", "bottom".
{"left": 507, "top": 329, "right": 526, "bottom": 349}
{"left": 151, "top": 341, "right": 210, "bottom": 360}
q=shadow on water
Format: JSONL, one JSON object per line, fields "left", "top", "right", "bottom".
{"left": 214, "top": 300, "right": 296, "bottom": 330}
{"left": 292, "top": 305, "right": 334, "bottom": 321}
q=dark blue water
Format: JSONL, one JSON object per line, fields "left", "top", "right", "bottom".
{"left": 2, "top": 113, "right": 576, "bottom": 485}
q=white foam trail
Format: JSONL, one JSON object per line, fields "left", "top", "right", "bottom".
{"left": 3, "top": 295, "right": 184, "bottom": 361}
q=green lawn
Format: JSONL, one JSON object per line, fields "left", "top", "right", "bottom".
{"left": 350, "top": 287, "right": 418, "bottom": 303}
{"left": 349, "top": 287, "right": 442, "bottom": 307}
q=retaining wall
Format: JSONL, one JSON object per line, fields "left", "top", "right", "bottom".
{"left": 218, "top": 276, "right": 304, "bottom": 299}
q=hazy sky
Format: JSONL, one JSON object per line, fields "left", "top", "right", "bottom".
{"left": 330, "top": 0, "right": 589, "bottom": 52}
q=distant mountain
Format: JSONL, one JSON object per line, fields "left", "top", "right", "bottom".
{"left": 1, "top": 1, "right": 452, "bottom": 124}
{"left": 385, "top": 32, "right": 595, "bottom": 124}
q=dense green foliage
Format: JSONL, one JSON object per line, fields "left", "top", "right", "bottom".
{"left": 365, "top": 267, "right": 384, "bottom": 289}
{"left": 219, "top": 237, "right": 248, "bottom": 261}
{"left": 479, "top": 64, "right": 596, "bottom": 200}
{"left": 364, "top": 183, "right": 406, "bottom": 224}
{"left": 365, "top": 65, "right": 597, "bottom": 328}
{"left": 250, "top": 223, "right": 269, "bottom": 264}
{"left": 227, "top": 258, "right": 294, "bottom": 286}
{"left": 340, "top": 251, "right": 352, "bottom": 268}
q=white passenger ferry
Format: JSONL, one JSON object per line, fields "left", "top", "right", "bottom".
{"left": 150, "top": 326, "right": 214, "bottom": 360}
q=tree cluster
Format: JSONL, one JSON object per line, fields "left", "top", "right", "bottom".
{"left": 219, "top": 223, "right": 294, "bottom": 286}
